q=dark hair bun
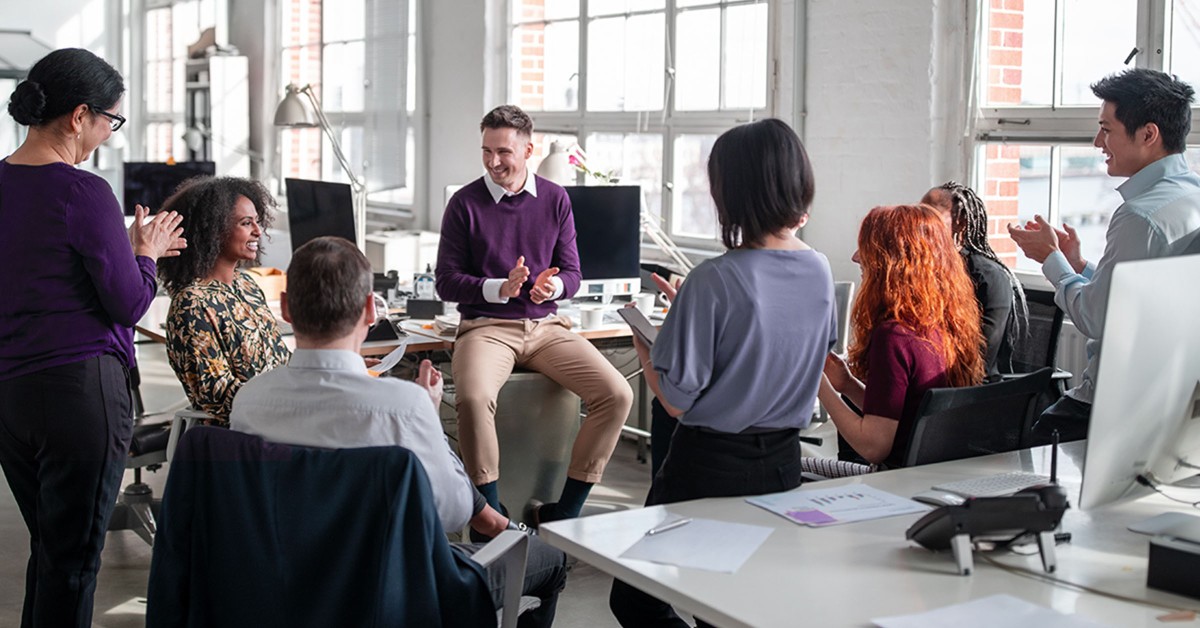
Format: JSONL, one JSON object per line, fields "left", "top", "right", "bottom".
{"left": 8, "top": 80, "right": 47, "bottom": 126}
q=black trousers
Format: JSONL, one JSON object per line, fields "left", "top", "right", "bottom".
{"left": 457, "top": 535, "right": 569, "bottom": 628}
{"left": 610, "top": 423, "right": 804, "bottom": 628}
{"left": 1031, "top": 394, "right": 1092, "bottom": 444}
{"left": 0, "top": 355, "right": 133, "bottom": 628}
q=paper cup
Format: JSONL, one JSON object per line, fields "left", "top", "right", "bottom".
{"left": 581, "top": 307, "right": 604, "bottom": 330}
{"left": 635, "top": 293, "right": 656, "bottom": 315}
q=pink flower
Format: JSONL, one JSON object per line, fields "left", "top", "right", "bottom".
{"left": 569, "top": 154, "right": 581, "bottom": 167}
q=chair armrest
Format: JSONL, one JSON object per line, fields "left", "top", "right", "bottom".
{"left": 999, "top": 368, "right": 1073, "bottom": 381}
{"left": 800, "top": 457, "right": 874, "bottom": 479}
{"left": 166, "top": 409, "right": 213, "bottom": 463}
{"left": 469, "top": 530, "right": 529, "bottom": 628}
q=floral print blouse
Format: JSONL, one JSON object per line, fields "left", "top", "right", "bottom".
{"left": 166, "top": 271, "right": 291, "bottom": 424}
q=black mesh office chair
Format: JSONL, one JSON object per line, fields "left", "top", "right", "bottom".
{"left": 899, "top": 367, "right": 1054, "bottom": 467}
{"left": 1004, "top": 288, "right": 1072, "bottom": 423}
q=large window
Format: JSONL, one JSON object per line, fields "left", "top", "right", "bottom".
{"left": 973, "top": 0, "right": 1200, "bottom": 272}
{"left": 142, "top": 0, "right": 217, "bottom": 162}
{"left": 278, "top": 0, "right": 417, "bottom": 221}
{"left": 509, "top": 0, "right": 773, "bottom": 247}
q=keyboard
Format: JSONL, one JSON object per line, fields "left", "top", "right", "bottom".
{"left": 932, "top": 472, "right": 1050, "bottom": 498}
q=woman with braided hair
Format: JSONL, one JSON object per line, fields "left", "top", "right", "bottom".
{"left": 921, "top": 181, "right": 1027, "bottom": 379}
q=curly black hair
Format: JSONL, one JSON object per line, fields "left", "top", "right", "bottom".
{"left": 156, "top": 176, "right": 277, "bottom": 295}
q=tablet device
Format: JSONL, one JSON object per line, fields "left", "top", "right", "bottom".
{"left": 617, "top": 306, "right": 658, "bottom": 347}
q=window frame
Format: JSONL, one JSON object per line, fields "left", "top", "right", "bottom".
{"left": 504, "top": 0, "right": 779, "bottom": 251}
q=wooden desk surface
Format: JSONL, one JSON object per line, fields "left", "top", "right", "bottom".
{"left": 541, "top": 442, "right": 1200, "bottom": 628}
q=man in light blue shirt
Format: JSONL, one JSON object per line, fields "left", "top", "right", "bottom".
{"left": 230, "top": 237, "right": 566, "bottom": 626}
{"left": 1010, "top": 69, "right": 1200, "bottom": 440}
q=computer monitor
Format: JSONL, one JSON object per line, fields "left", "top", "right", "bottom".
{"left": 285, "top": 178, "right": 356, "bottom": 251}
{"left": 122, "top": 161, "right": 215, "bottom": 215}
{"left": 565, "top": 185, "right": 642, "bottom": 301}
{"left": 1078, "top": 253, "right": 1200, "bottom": 510}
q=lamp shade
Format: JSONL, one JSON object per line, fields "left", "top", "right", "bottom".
{"left": 273, "top": 84, "right": 319, "bottom": 127}
{"left": 537, "top": 141, "right": 574, "bottom": 186}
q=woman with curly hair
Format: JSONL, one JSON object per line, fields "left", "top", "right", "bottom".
{"left": 921, "top": 181, "right": 1027, "bottom": 378}
{"left": 819, "top": 204, "right": 985, "bottom": 467}
{"left": 158, "top": 177, "right": 290, "bottom": 424}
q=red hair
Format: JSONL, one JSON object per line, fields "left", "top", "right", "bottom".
{"left": 848, "top": 205, "right": 985, "bottom": 388}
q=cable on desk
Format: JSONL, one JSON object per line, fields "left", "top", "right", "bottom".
{"left": 1135, "top": 474, "right": 1200, "bottom": 510}
{"left": 977, "top": 552, "right": 1200, "bottom": 617}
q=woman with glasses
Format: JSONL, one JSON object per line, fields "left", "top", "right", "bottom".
{"left": 157, "top": 177, "right": 291, "bottom": 425}
{"left": 0, "top": 48, "right": 185, "bottom": 627}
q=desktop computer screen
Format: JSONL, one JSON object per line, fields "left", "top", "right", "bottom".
{"left": 1078, "top": 253, "right": 1200, "bottom": 510}
{"left": 122, "top": 161, "right": 215, "bottom": 216}
{"left": 285, "top": 178, "right": 356, "bottom": 252}
{"left": 565, "top": 185, "right": 642, "bottom": 300}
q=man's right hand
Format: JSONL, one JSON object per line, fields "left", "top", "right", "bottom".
{"left": 1055, "top": 222, "right": 1087, "bottom": 274}
{"left": 499, "top": 255, "right": 530, "bottom": 299}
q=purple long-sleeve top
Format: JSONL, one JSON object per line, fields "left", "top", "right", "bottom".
{"left": 435, "top": 176, "right": 581, "bottom": 320}
{"left": 0, "top": 160, "right": 158, "bottom": 381}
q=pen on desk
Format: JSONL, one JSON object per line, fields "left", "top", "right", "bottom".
{"left": 645, "top": 518, "right": 692, "bottom": 536}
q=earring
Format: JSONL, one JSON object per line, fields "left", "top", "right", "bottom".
{"left": 76, "top": 133, "right": 80, "bottom": 139}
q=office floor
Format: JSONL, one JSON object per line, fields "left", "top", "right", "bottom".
{"left": 0, "top": 342, "right": 655, "bottom": 628}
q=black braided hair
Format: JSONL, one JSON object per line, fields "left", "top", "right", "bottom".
{"left": 936, "top": 181, "right": 1028, "bottom": 341}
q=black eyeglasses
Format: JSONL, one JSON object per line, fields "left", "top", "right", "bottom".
{"left": 89, "top": 106, "right": 126, "bottom": 132}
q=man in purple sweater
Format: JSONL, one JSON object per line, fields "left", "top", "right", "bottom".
{"left": 436, "top": 105, "right": 633, "bottom": 524}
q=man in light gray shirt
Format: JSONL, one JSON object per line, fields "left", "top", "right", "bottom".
{"left": 230, "top": 236, "right": 565, "bottom": 626}
{"left": 1010, "top": 68, "right": 1200, "bottom": 440}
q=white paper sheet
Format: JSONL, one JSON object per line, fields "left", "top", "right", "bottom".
{"left": 619, "top": 517, "right": 773, "bottom": 574}
{"left": 367, "top": 336, "right": 411, "bottom": 376}
{"left": 746, "top": 484, "right": 928, "bottom": 527}
{"left": 872, "top": 594, "right": 1112, "bottom": 628}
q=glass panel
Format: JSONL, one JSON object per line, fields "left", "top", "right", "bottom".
{"left": 281, "top": 45, "right": 321, "bottom": 89}
{"left": 991, "top": 144, "right": 1049, "bottom": 273}
{"left": 321, "top": 125, "right": 364, "bottom": 183}
{"left": 321, "top": 41, "right": 365, "bottom": 112}
{"left": 589, "top": 0, "right": 664, "bottom": 17}
{"left": 281, "top": 0, "right": 322, "bottom": 47}
{"left": 676, "top": 0, "right": 719, "bottom": 8}
{"left": 1060, "top": 0, "right": 1136, "bottom": 105}
{"left": 587, "top": 14, "right": 665, "bottom": 112}
{"left": 983, "top": 0, "right": 1053, "bottom": 106}
{"left": 172, "top": 1, "right": 201, "bottom": 60}
{"left": 407, "top": 0, "right": 418, "bottom": 112}
{"left": 585, "top": 132, "right": 664, "bottom": 222}
{"left": 145, "top": 121, "right": 183, "bottom": 163}
{"left": 1170, "top": 3, "right": 1200, "bottom": 91}
{"left": 146, "top": 60, "right": 174, "bottom": 115}
{"left": 723, "top": 3, "right": 768, "bottom": 110}
{"left": 674, "top": 8, "right": 719, "bottom": 111}
{"left": 0, "top": 79, "right": 16, "bottom": 156}
{"left": 513, "top": 0, "right": 579, "bottom": 22}
{"left": 1058, "top": 146, "right": 1123, "bottom": 267}
{"left": 146, "top": 8, "right": 173, "bottom": 61}
{"left": 323, "top": 0, "right": 364, "bottom": 42}
{"left": 672, "top": 133, "right": 718, "bottom": 240}
{"left": 511, "top": 21, "right": 580, "bottom": 111}
{"left": 281, "top": 127, "right": 323, "bottom": 181}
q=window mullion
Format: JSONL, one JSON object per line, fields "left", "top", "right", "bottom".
{"left": 1048, "top": 145, "right": 1062, "bottom": 226}
{"left": 1051, "top": 0, "right": 1064, "bottom": 109}
{"left": 579, "top": 0, "right": 589, "bottom": 114}
{"left": 1144, "top": 0, "right": 1168, "bottom": 72}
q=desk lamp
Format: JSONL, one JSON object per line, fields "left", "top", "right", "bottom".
{"left": 273, "top": 83, "right": 367, "bottom": 251}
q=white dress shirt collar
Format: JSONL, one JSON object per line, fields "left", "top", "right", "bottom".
{"left": 483, "top": 170, "right": 538, "bottom": 204}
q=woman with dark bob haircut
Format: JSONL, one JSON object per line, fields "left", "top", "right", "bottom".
{"left": 609, "top": 119, "right": 837, "bottom": 628}
{"left": 0, "top": 48, "right": 185, "bottom": 627}
{"left": 158, "top": 177, "right": 290, "bottom": 424}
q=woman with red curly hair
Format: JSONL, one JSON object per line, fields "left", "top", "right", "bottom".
{"left": 819, "top": 204, "right": 985, "bottom": 467}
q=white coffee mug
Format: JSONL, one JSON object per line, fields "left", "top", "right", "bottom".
{"left": 581, "top": 307, "right": 604, "bottom": 330}
{"left": 635, "top": 293, "right": 656, "bottom": 315}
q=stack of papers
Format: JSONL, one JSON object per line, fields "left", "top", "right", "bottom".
{"left": 433, "top": 313, "right": 460, "bottom": 336}
{"left": 746, "top": 484, "right": 928, "bottom": 527}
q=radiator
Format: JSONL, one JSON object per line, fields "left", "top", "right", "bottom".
{"left": 1055, "top": 321, "right": 1089, "bottom": 389}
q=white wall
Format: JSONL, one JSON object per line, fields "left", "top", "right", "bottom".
{"left": 801, "top": 0, "right": 969, "bottom": 283}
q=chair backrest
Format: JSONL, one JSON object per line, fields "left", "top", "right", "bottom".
{"left": 1009, "top": 288, "right": 1063, "bottom": 373}
{"left": 899, "top": 367, "right": 1055, "bottom": 467}
{"left": 832, "top": 281, "right": 856, "bottom": 355}
{"left": 147, "top": 426, "right": 495, "bottom": 628}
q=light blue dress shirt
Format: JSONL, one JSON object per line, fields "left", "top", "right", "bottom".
{"left": 229, "top": 349, "right": 475, "bottom": 531}
{"left": 1041, "top": 153, "right": 1200, "bottom": 404}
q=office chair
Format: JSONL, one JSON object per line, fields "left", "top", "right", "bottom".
{"left": 1004, "top": 287, "right": 1073, "bottom": 425}
{"left": 108, "top": 407, "right": 209, "bottom": 546}
{"left": 900, "top": 367, "right": 1054, "bottom": 466}
{"left": 147, "top": 426, "right": 533, "bottom": 628}
{"left": 814, "top": 281, "right": 856, "bottom": 424}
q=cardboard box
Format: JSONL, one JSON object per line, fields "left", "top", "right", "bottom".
{"left": 246, "top": 267, "right": 286, "bottom": 302}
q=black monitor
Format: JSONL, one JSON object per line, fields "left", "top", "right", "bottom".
{"left": 285, "top": 178, "right": 356, "bottom": 251}
{"left": 122, "top": 161, "right": 215, "bottom": 215}
{"left": 565, "top": 185, "right": 642, "bottom": 299}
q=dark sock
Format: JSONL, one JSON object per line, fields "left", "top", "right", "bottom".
{"left": 476, "top": 481, "right": 501, "bottom": 513}
{"left": 553, "top": 478, "right": 593, "bottom": 519}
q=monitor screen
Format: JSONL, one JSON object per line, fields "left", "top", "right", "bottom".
{"left": 285, "top": 178, "right": 356, "bottom": 251}
{"left": 1079, "top": 253, "right": 1200, "bottom": 510}
{"left": 122, "top": 161, "right": 215, "bottom": 216}
{"left": 565, "top": 185, "right": 641, "bottom": 285}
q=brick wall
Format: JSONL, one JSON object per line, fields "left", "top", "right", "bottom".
{"left": 282, "top": 0, "right": 322, "bottom": 180}
{"left": 983, "top": 0, "right": 1024, "bottom": 267}
{"left": 514, "top": 1, "right": 546, "bottom": 111}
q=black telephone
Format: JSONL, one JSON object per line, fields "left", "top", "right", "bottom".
{"left": 906, "top": 436, "right": 1070, "bottom": 575}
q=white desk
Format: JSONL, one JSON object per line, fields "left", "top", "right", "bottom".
{"left": 541, "top": 443, "right": 1200, "bottom": 627}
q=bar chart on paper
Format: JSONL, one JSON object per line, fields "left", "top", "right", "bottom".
{"left": 746, "top": 485, "right": 928, "bottom": 527}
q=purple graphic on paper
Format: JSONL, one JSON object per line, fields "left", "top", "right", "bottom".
{"left": 786, "top": 509, "right": 836, "bottom": 525}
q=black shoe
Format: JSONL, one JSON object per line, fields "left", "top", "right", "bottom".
{"left": 531, "top": 501, "right": 567, "bottom": 528}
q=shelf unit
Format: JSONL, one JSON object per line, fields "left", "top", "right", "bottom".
{"left": 184, "top": 55, "right": 249, "bottom": 176}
